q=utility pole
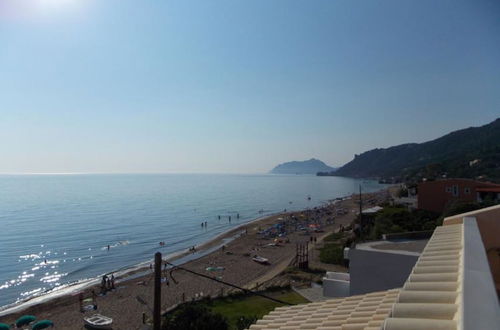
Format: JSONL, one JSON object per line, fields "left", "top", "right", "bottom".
{"left": 153, "top": 252, "right": 162, "bottom": 330}
{"left": 359, "top": 185, "right": 363, "bottom": 240}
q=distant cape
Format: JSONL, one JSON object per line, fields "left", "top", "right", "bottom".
{"left": 270, "top": 158, "right": 337, "bottom": 174}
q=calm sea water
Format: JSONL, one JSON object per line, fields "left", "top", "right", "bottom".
{"left": 0, "top": 174, "right": 384, "bottom": 308}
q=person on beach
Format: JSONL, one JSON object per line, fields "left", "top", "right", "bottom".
{"left": 92, "top": 290, "right": 97, "bottom": 309}
{"left": 205, "top": 221, "right": 207, "bottom": 227}
{"left": 228, "top": 216, "right": 231, "bottom": 223}
{"left": 78, "top": 292, "right": 84, "bottom": 313}
{"left": 107, "top": 245, "right": 110, "bottom": 251}
{"left": 110, "top": 274, "right": 115, "bottom": 289}
{"left": 101, "top": 275, "right": 108, "bottom": 294}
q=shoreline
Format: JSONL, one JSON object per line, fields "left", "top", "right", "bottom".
{"left": 0, "top": 207, "right": 325, "bottom": 316}
{"left": 0, "top": 188, "right": 391, "bottom": 328}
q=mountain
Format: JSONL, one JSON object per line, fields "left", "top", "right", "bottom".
{"left": 270, "top": 158, "right": 337, "bottom": 175}
{"left": 332, "top": 118, "right": 500, "bottom": 182}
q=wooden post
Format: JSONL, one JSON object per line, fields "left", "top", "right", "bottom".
{"left": 359, "top": 185, "right": 363, "bottom": 240}
{"left": 306, "top": 242, "right": 309, "bottom": 269}
{"left": 78, "top": 292, "right": 83, "bottom": 313}
{"left": 153, "top": 252, "right": 162, "bottom": 330}
{"left": 299, "top": 243, "right": 304, "bottom": 269}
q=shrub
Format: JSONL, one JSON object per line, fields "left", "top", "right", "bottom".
{"left": 324, "top": 232, "right": 345, "bottom": 241}
{"left": 162, "top": 303, "right": 228, "bottom": 330}
{"left": 369, "top": 206, "right": 441, "bottom": 239}
{"left": 319, "top": 244, "right": 344, "bottom": 264}
{"left": 397, "top": 187, "right": 408, "bottom": 197}
{"left": 236, "top": 315, "right": 258, "bottom": 330}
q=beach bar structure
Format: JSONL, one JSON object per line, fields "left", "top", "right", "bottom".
{"left": 248, "top": 204, "right": 500, "bottom": 330}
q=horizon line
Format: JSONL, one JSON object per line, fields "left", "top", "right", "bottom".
{"left": 0, "top": 171, "right": 276, "bottom": 176}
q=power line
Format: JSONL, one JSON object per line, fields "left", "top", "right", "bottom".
{"left": 165, "top": 260, "right": 294, "bottom": 306}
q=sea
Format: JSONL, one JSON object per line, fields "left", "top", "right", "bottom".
{"left": 0, "top": 174, "right": 385, "bottom": 310}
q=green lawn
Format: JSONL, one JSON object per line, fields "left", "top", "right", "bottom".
{"left": 207, "top": 290, "right": 308, "bottom": 329}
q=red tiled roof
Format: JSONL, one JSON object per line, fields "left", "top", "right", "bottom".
{"left": 476, "top": 187, "right": 500, "bottom": 192}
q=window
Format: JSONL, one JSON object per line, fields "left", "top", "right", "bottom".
{"left": 464, "top": 187, "right": 471, "bottom": 194}
{"left": 445, "top": 187, "right": 452, "bottom": 193}
{"left": 452, "top": 185, "right": 459, "bottom": 197}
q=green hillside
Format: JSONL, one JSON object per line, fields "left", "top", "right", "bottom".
{"left": 328, "top": 118, "right": 500, "bottom": 182}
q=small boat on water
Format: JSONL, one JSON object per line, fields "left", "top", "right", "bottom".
{"left": 252, "top": 255, "right": 269, "bottom": 265}
{"left": 84, "top": 314, "right": 113, "bottom": 329}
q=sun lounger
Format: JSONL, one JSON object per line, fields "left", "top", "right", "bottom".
{"left": 252, "top": 255, "right": 270, "bottom": 264}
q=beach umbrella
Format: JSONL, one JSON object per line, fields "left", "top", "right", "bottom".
{"left": 31, "top": 320, "right": 53, "bottom": 330}
{"left": 15, "top": 315, "right": 36, "bottom": 327}
{"left": 0, "top": 323, "right": 10, "bottom": 330}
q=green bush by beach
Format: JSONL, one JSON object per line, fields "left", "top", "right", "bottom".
{"left": 323, "top": 232, "right": 345, "bottom": 241}
{"left": 209, "top": 290, "right": 307, "bottom": 329}
{"left": 319, "top": 243, "right": 344, "bottom": 264}
{"left": 369, "top": 206, "right": 440, "bottom": 239}
{"left": 164, "top": 289, "right": 307, "bottom": 330}
{"left": 162, "top": 303, "right": 229, "bottom": 330}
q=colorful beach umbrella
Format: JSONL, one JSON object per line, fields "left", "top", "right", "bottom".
{"left": 0, "top": 323, "right": 11, "bottom": 330}
{"left": 15, "top": 315, "right": 36, "bottom": 327}
{"left": 31, "top": 320, "right": 53, "bottom": 330}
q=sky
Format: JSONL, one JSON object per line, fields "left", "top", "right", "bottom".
{"left": 0, "top": 0, "right": 499, "bottom": 174}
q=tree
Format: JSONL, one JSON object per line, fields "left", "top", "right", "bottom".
{"left": 236, "top": 315, "right": 258, "bottom": 330}
{"left": 162, "top": 304, "right": 228, "bottom": 330}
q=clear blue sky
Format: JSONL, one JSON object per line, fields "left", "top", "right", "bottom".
{"left": 1, "top": 0, "right": 499, "bottom": 173}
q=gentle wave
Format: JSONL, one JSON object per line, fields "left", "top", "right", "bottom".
{"left": 0, "top": 174, "right": 385, "bottom": 308}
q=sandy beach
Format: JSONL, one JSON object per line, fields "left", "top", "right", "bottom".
{"left": 0, "top": 189, "right": 391, "bottom": 329}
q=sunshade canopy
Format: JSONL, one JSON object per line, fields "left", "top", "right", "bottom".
{"left": 0, "top": 323, "right": 11, "bottom": 330}
{"left": 16, "top": 315, "right": 36, "bottom": 327}
{"left": 31, "top": 320, "right": 54, "bottom": 330}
